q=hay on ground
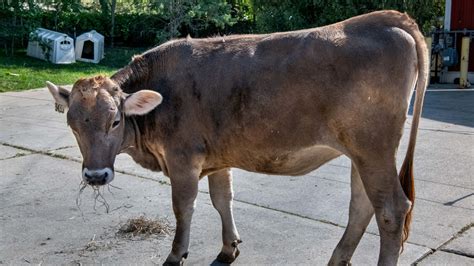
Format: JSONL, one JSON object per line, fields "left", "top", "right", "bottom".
{"left": 117, "top": 216, "right": 174, "bottom": 238}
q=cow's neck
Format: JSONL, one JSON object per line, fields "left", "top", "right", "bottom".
{"left": 111, "top": 54, "right": 154, "bottom": 94}
{"left": 120, "top": 115, "right": 141, "bottom": 152}
{"left": 119, "top": 115, "right": 162, "bottom": 172}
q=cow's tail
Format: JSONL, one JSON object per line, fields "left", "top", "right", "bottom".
{"left": 397, "top": 13, "right": 429, "bottom": 246}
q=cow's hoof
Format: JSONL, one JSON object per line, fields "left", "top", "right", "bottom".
{"left": 216, "top": 247, "right": 240, "bottom": 264}
{"left": 216, "top": 240, "right": 242, "bottom": 264}
{"left": 163, "top": 252, "right": 188, "bottom": 266}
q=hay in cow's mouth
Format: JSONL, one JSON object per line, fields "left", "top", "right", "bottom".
{"left": 117, "top": 216, "right": 174, "bottom": 238}
{"left": 76, "top": 181, "right": 113, "bottom": 214}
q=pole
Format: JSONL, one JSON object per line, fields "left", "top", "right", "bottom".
{"left": 425, "top": 37, "right": 433, "bottom": 84}
{"left": 459, "top": 37, "right": 471, "bottom": 88}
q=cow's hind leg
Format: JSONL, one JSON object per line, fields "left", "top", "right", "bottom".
{"left": 208, "top": 168, "right": 242, "bottom": 263}
{"left": 329, "top": 162, "right": 374, "bottom": 265}
{"left": 356, "top": 159, "right": 411, "bottom": 266}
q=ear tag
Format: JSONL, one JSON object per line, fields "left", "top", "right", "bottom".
{"left": 55, "top": 102, "right": 65, "bottom": 113}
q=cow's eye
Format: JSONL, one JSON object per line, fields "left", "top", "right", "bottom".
{"left": 112, "top": 119, "right": 120, "bottom": 128}
{"left": 111, "top": 111, "right": 121, "bottom": 129}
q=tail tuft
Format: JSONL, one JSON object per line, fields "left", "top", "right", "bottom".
{"left": 399, "top": 153, "right": 415, "bottom": 246}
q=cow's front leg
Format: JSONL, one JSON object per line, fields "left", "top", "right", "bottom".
{"left": 164, "top": 162, "right": 200, "bottom": 266}
{"left": 208, "top": 168, "right": 241, "bottom": 264}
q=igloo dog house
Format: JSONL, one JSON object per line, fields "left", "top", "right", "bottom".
{"left": 75, "top": 30, "right": 104, "bottom": 63}
{"left": 27, "top": 28, "right": 75, "bottom": 64}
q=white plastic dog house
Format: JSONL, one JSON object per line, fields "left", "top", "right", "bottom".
{"left": 75, "top": 30, "right": 104, "bottom": 63}
{"left": 27, "top": 28, "right": 75, "bottom": 64}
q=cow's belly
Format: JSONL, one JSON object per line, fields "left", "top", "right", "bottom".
{"left": 238, "top": 145, "right": 342, "bottom": 176}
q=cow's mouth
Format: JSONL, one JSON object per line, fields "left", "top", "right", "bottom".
{"left": 77, "top": 178, "right": 114, "bottom": 214}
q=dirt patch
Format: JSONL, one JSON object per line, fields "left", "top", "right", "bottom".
{"left": 117, "top": 216, "right": 174, "bottom": 238}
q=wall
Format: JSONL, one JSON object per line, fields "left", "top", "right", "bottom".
{"left": 450, "top": 0, "right": 474, "bottom": 72}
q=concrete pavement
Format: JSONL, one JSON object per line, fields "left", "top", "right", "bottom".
{"left": 0, "top": 85, "right": 472, "bottom": 265}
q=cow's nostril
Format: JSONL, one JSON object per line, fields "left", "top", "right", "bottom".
{"left": 83, "top": 168, "right": 113, "bottom": 185}
{"left": 84, "top": 171, "right": 106, "bottom": 181}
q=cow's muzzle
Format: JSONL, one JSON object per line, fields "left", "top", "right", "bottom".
{"left": 82, "top": 168, "right": 114, "bottom": 186}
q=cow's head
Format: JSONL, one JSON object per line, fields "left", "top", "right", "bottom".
{"left": 46, "top": 76, "right": 162, "bottom": 186}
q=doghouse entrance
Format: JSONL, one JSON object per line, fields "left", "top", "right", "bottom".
{"left": 81, "top": 40, "right": 94, "bottom": 60}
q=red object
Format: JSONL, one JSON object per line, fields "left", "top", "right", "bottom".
{"left": 451, "top": 0, "right": 474, "bottom": 30}
{"left": 451, "top": 0, "right": 474, "bottom": 71}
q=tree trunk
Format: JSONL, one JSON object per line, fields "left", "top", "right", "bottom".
{"left": 11, "top": 10, "right": 16, "bottom": 56}
{"left": 111, "top": 0, "right": 116, "bottom": 48}
{"left": 20, "top": 15, "right": 24, "bottom": 48}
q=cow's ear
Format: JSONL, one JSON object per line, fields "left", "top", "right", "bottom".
{"left": 46, "top": 81, "right": 70, "bottom": 113}
{"left": 123, "top": 90, "right": 162, "bottom": 116}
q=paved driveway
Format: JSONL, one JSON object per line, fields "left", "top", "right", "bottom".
{"left": 0, "top": 85, "right": 472, "bottom": 265}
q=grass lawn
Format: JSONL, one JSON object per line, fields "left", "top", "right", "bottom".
{"left": 0, "top": 47, "right": 146, "bottom": 92}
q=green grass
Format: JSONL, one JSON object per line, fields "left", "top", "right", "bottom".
{"left": 0, "top": 47, "right": 146, "bottom": 92}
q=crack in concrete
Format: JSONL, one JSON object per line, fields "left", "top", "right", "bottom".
{"left": 414, "top": 177, "right": 474, "bottom": 190}
{"left": 0, "top": 152, "right": 31, "bottom": 161}
{"left": 306, "top": 175, "right": 474, "bottom": 211}
{"left": 235, "top": 198, "right": 346, "bottom": 228}
{"left": 48, "top": 145, "right": 76, "bottom": 151}
{"left": 439, "top": 248, "right": 474, "bottom": 259}
{"left": 2, "top": 142, "right": 169, "bottom": 186}
{"left": 412, "top": 223, "right": 474, "bottom": 265}
{"left": 321, "top": 162, "right": 474, "bottom": 191}
{"left": 417, "top": 198, "right": 474, "bottom": 211}
{"left": 0, "top": 93, "right": 52, "bottom": 102}
{"left": 1, "top": 143, "right": 42, "bottom": 154}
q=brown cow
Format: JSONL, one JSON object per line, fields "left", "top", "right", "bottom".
{"left": 46, "top": 10, "right": 428, "bottom": 265}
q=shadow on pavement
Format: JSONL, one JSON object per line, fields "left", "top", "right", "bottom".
{"left": 409, "top": 87, "right": 474, "bottom": 128}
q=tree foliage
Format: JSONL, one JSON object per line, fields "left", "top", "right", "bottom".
{"left": 154, "top": 0, "right": 236, "bottom": 42}
{"left": 0, "top": 0, "right": 444, "bottom": 54}
{"left": 251, "top": 0, "right": 444, "bottom": 34}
